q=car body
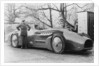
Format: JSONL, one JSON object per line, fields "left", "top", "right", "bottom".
{"left": 10, "top": 28, "right": 93, "bottom": 53}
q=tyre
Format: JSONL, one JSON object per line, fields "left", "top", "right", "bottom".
{"left": 51, "top": 33, "right": 65, "bottom": 54}
{"left": 11, "top": 33, "right": 19, "bottom": 48}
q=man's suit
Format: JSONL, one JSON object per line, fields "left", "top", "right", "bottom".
{"left": 17, "top": 22, "right": 31, "bottom": 48}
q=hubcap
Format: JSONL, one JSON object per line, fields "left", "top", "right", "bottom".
{"left": 12, "top": 35, "right": 18, "bottom": 47}
{"left": 52, "top": 37, "right": 63, "bottom": 52}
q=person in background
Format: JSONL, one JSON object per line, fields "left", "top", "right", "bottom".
{"left": 17, "top": 20, "right": 31, "bottom": 49}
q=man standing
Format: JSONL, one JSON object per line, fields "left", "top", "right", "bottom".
{"left": 17, "top": 20, "right": 31, "bottom": 49}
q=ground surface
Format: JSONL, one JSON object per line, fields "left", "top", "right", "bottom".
{"left": 4, "top": 42, "right": 94, "bottom": 63}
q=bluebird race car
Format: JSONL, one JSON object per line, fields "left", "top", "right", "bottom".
{"left": 10, "top": 28, "right": 93, "bottom": 54}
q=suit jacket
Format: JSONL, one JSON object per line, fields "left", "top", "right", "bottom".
{"left": 17, "top": 22, "right": 31, "bottom": 36}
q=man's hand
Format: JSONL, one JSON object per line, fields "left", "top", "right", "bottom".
{"left": 27, "top": 25, "right": 31, "bottom": 31}
{"left": 17, "top": 25, "right": 21, "bottom": 31}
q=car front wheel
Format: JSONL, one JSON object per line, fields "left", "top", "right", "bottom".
{"left": 11, "top": 33, "right": 19, "bottom": 48}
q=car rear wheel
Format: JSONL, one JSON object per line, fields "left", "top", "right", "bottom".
{"left": 52, "top": 34, "right": 65, "bottom": 54}
{"left": 11, "top": 33, "right": 19, "bottom": 48}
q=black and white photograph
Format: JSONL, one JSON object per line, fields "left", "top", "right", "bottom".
{"left": 2, "top": 1, "right": 95, "bottom": 64}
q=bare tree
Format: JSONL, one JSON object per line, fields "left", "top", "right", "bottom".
{"left": 66, "top": 3, "right": 94, "bottom": 31}
{"left": 5, "top": 4, "right": 17, "bottom": 23}
{"left": 5, "top": 3, "right": 23, "bottom": 24}
{"left": 41, "top": 4, "right": 53, "bottom": 28}
{"left": 22, "top": 4, "right": 52, "bottom": 28}
{"left": 57, "top": 3, "right": 93, "bottom": 29}
{"left": 17, "top": 3, "right": 94, "bottom": 29}
{"left": 55, "top": 3, "right": 74, "bottom": 29}
{"left": 48, "top": 4, "right": 53, "bottom": 28}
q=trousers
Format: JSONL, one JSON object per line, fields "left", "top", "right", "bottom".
{"left": 21, "top": 35, "right": 28, "bottom": 48}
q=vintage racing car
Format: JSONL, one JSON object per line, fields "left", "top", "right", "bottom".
{"left": 10, "top": 28, "right": 93, "bottom": 54}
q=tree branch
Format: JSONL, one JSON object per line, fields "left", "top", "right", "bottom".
{"left": 37, "top": 7, "right": 60, "bottom": 12}
{"left": 63, "top": 3, "right": 75, "bottom": 9}
{"left": 42, "top": 11, "right": 51, "bottom": 22}
{"left": 74, "top": 3, "right": 89, "bottom": 9}
{"left": 52, "top": 3, "right": 60, "bottom": 11}
{"left": 30, "top": 14, "right": 52, "bottom": 28}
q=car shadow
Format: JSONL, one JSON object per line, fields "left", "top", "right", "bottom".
{"left": 63, "top": 50, "right": 93, "bottom": 57}
{"left": 28, "top": 47, "right": 93, "bottom": 56}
